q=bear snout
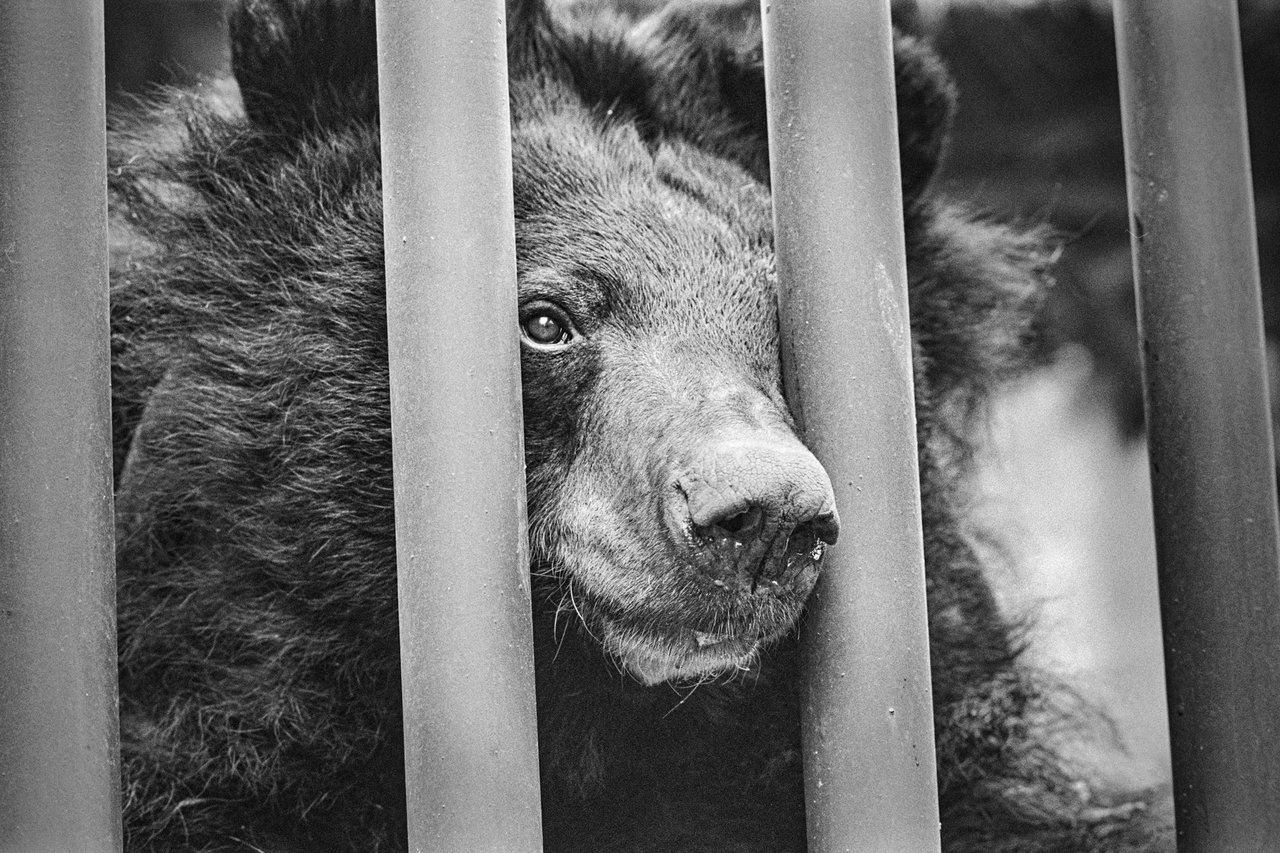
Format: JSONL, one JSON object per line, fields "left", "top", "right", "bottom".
{"left": 667, "top": 435, "right": 839, "bottom": 591}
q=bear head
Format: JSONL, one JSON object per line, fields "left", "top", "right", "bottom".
{"left": 210, "top": 0, "right": 961, "bottom": 688}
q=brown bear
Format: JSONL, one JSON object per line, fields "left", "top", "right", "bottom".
{"left": 108, "top": 0, "right": 1172, "bottom": 849}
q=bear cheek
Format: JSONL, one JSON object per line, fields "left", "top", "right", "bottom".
{"left": 540, "top": 445, "right": 674, "bottom": 611}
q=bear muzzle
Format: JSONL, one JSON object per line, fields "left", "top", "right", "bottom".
{"left": 665, "top": 434, "right": 840, "bottom": 594}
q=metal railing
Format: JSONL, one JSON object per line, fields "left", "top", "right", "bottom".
{"left": 763, "top": 2, "right": 941, "bottom": 850}
{"left": 1113, "top": 1, "right": 1280, "bottom": 849}
{"left": 0, "top": 6, "right": 122, "bottom": 853}
{"left": 375, "top": 0, "right": 543, "bottom": 849}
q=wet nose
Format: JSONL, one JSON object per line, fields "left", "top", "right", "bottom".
{"left": 669, "top": 436, "right": 839, "bottom": 587}
{"left": 698, "top": 502, "right": 840, "bottom": 555}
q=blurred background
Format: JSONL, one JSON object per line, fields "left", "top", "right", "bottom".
{"left": 103, "top": 0, "right": 1280, "bottom": 796}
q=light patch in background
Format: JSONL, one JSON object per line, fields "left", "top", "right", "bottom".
{"left": 974, "top": 344, "right": 1172, "bottom": 792}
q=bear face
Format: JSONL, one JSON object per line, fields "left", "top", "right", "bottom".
{"left": 503, "top": 0, "right": 952, "bottom": 688}
{"left": 513, "top": 115, "right": 836, "bottom": 686}
{"left": 108, "top": 0, "right": 1171, "bottom": 850}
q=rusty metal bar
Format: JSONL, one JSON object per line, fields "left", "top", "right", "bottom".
{"left": 762, "top": 1, "right": 941, "bottom": 850}
{"left": 374, "top": 1, "right": 544, "bottom": 850}
{"left": 1113, "top": 2, "right": 1280, "bottom": 849}
{"left": 0, "top": 5, "right": 122, "bottom": 853}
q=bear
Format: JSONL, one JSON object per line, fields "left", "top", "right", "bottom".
{"left": 107, "top": 0, "right": 1173, "bottom": 850}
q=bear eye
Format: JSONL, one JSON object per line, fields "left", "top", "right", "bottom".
{"left": 520, "top": 302, "right": 577, "bottom": 349}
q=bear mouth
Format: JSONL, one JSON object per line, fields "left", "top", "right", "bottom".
{"left": 537, "top": 557, "right": 810, "bottom": 686}
{"left": 596, "top": 614, "right": 787, "bottom": 686}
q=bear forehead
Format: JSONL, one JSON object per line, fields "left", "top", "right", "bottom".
{"left": 511, "top": 108, "right": 777, "bottom": 329}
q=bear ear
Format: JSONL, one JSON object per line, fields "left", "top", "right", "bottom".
{"left": 617, "top": 1, "right": 956, "bottom": 208}
{"left": 229, "top": 0, "right": 380, "bottom": 133}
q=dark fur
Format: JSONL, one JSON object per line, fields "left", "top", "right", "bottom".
{"left": 109, "top": 0, "right": 1172, "bottom": 849}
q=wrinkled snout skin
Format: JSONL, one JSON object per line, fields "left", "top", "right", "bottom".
{"left": 512, "top": 91, "right": 838, "bottom": 686}
{"left": 667, "top": 423, "right": 839, "bottom": 592}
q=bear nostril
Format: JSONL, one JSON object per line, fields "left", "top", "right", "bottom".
{"left": 697, "top": 505, "right": 764, "bottom": 545}
{"left": 813, "top": 511, "right": 839, "bottom": 546}
{"left": 785, "top": 511, "right": 840, "bottom": 557}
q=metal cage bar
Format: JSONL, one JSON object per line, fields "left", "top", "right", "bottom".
{"left": 0, "top": 6, "right": 123, "bottom": 853}
{"left": 762, "top": 1, "right": 942, "bottom": 850}
{"left": 1113, "top": 2, "right": 1280, "bottom": 849}
{"left": 374, "top": 1, "right": 544, "bottom": 851}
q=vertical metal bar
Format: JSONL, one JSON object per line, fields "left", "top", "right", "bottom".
{"left": 374, "top": 2, "right": 544, "bottom": 851}
{"left": 762, "top": 2, "right": 941, "bottom": 851}
{"left": 0, "top": 6, "right": 122, "bottom": 853}
{"left": 1113, "top": 2, "right": 1280, "bottom": 849}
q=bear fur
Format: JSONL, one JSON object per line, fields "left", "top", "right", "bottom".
{"left": 108, "top": 0, "right": 1173, "bottom": 850}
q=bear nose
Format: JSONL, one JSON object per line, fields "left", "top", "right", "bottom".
{"left": 669, "top": 436, "right": 839, "bottom": 588}
{"left": 696, "top": 504, "right": 840, "bottom": 554}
